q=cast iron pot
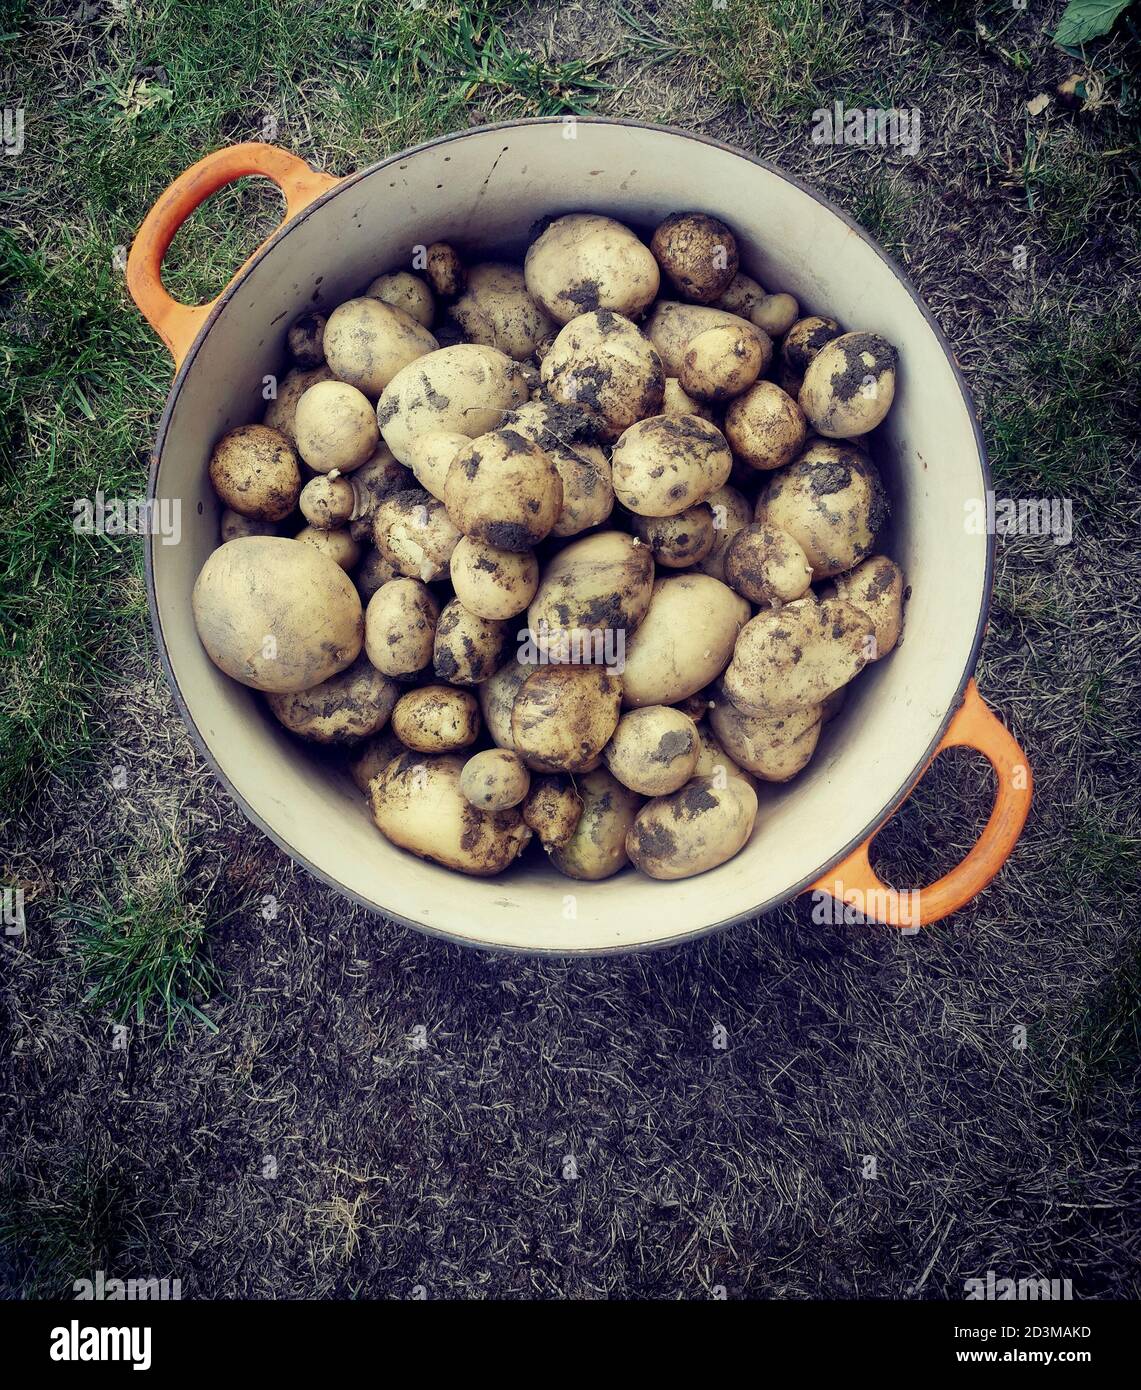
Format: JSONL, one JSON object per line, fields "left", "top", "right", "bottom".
{"left": 128, "top": 119, "right": 1032, "bottom": 952}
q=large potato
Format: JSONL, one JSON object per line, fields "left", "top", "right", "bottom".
{"left": 391, "top": 684, "right": 480, "bottom": 752}
{"left": 511, "top": 665, "right": 622, "bottom": 773}
{"left": 524, "top": 213, "right": 660, "bottom": 324}
{"left": 262, "top": 364, "right": 334, "bottom": 445}
{"left": 368, "top": 752, "right": 531, "bottom": 876}
{"left": 611, "top": 414, "right": 732, "bottom": 517}
{"left": 757, "top": 442, "right": 889, "bottom": 579}
{"left": 798, "top": 331, "right": 897, "bottom": 438}
{"left": 709, "top": 696, "right": 822, "bottom": 782}
{"left": 294, "top": 380, "right": 379, "bottom": 474}
{"left": 443, "top": 428, "right": 563, "bottom": 551}
{"left": 433, "top": 597, "right": 508, "bottom": 685}
{"left": 378, "top": 344, "right": 529, "bottom": 465}
{"left": 372, "top": 487, "right": 461, "bottom": 582}
{"left": 619, "top": 574, "right": 750, "bottom": 707}
{"left": 650, "top": 212, "right": 739, "bottom": 304}
{"left": 604, "top": 705, "right": 700, "bottom": 796}
{"left": 645, "top": 301, "right": 772, "bottom": 377}
{"left": 831, "top": 555, "right": 905, "bottom": 659}
{"left": 364, "top": 578, "right": 439, "bottom": 677}
{"left": 724, "top": 598, "right": 874, "bottom": 715}
{"left": 450, "top": 262, "right": 555, "bottom": 360}
{"left": 323, "top": 297, "right": 437, "bottom": 399}
{"left": 265, "top": 655, "right": 397, "bottom": 743}
{"left": 450, "top": 536, "right": 539, "bottom": 620}
{"left": 192, "top": 536, "right": 363, "bottom": 692}
{"left": 548, "top": 768, "right": 643, "bottom": 881}
{"left": 541, "top": 310, "right": 664, "bottom": 440}
{"left": 502, "top": 401, "right": 614, "bottom": 537}
{"left": 208, "top": 424, "right": 301, "bottom": 522}
{"left": 526, "top": 531, "right": 654, "bottom": 660}
{"left": 626, "top": 776, "right": 757, "bottom": 880}
{"left": 724, "top": 381, "right": 807, "bottom": 472}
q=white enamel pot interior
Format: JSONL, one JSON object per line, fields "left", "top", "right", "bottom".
{"left": 143, "top": 119, "right": 991, "bottom": 953}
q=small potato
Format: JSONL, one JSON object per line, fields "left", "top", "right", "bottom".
{"left": 365, "top": 270, "right": 435, "bottom": 328}
{"left": 263, "top": 365, "right": 334, "bottom": 445}
{"left": 724, "top": 598, "right": 874, "bottom": 715}
{"left": 714, "top": 271, "right": 768, "bottom": 321}
{"left": 368, "top": 752, "right": 530, "bottom": 876}
{"left": 780, "top": 316, "right": 843, "bottom": 386}
{"left": 407, "top": 430, "right": 467, "bottom": 501}
{"left": 619, "top": 573, "right": 751, "bottom": 708}
{"left": 680, "top": 323, "right": 765, "bottom": 402}
{"left": 604, "top": 706, "right": 700, "bottom": 796}
{"left": 450, "top": 536, "right": 539, "bottom": 620}
{"left": 391, "top": 684, "right": 480, "bottom": 752}
{"left": 511, "top": 665, "right": 623, "bottom": 774}
{"left": 433, "top": 597, "right": 508, "bottom": 686}
{"left": 631, "top": 505, "right": 716, "bottom": 569}
{"left": 296, "top": 525, "right": 360, "bottom": 571}
{"left": 450, "top": 262, "right": 555, "bottom": 361}
{"left": 323, "top": 297, "right": 438, "bottom": 400}
{"left": 444, "top": 428, "right": 563, "bottom": 552}
{"left": 799, "top": 331, "right": 897, "bottom": 438}
{"left": 208, "top": 424, "right": 301, "bottom": 522}
{"left": 220, "top": 509, "right": 275, "bottom": 543}
{"left": 355, "top": 546, "right": 402, "bottom": 601}
{"left": 541, "top": 310, "right": 664, "bottom": 441}
{"left": 723, "top": 523, "right": 813, "bottom": 605}
{"left": 479, "top": 657, "right": 531, "bottom": 750}
{"left": 757, "top": 442, "right": 889, "bottom": 578}
{"left": 524, "top": 213, "right": 660, "bottom": 324}
{"left": 364, "top": 578, "right": 439, "bottom": 677}
{"left": 651, "top": 212, "right": 739, "bottom": 304}
{"left": 549, "top": 768, "right": 643, "bottom": 881}
{"left": 661, "top": 377, "right": 715, "bottom": 421}
{"left": 527, "top": 531, "right": 655, "bottom": 659}
{"left": 424, "top": 243, "right": 465, "bottom": 298}
{"left": 502, "top": 400, "right": 614, "bottom": 537}
{"left": 750, "top": 292, "right": 799, "bottom": 337}
{"left": 347, "top": 447, "right": 413, "bottom": 542}
{"left": 645, "top": 301, "right": 772, "bottom": 377}
{"left": 348, "top": 729, "right": 405, "bottom": 792}
{"left": 287, "top": 311, "right": 326, "bottom": 368}
{"left": 373, "top": 487, "right": 461, "bottom": 582}
{"left": 611, "top": 414, "right": 732, "bottom": 517}
{"left": 294, "top": 380, "right": 379, "bottom": 474}
{"left": 265, "top": 654, "right": 397, "bottom": 744}
{"left": 709, "top": 696, "right": 822, "bottom": 782}
{"left": 522, "top": 775, "right": 583, "bottom": 850}
{"left": 832, "top": 555, "right": 905, "bottom": 659}
{"left": 300, "top": 474, "right": 355, "bottom": 529}
{"left": 724, "top": 381, "right": 807, "bottom": 472}
{"left": 693, "top": 722, "right": 756, "bottom": 789}
{"left": 460, "top": 749, "right": 531, "bottom": 811}
{"left": 698, "top": 484, "right": 752, "bottom": 582}
{"left": 627, "top": 776, "right": 757, "bottom": 880}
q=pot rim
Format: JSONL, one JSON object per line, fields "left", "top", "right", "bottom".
{"left": 143, "top": 115, "right": 994, "bottom": 955}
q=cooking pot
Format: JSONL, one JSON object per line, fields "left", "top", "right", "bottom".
{"left": 127, "top": 119, "right": 1032, "bottom": 952}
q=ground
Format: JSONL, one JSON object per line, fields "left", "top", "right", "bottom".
{"left": 1, "top": 0, "right": 1139, "bottom": 1299}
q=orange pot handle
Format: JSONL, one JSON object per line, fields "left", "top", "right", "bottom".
{"left": 127, "top": 142, "right": 339, "bottom": 368}
{"left": 807, "top": 679, "right": 1032, "bottom": 928}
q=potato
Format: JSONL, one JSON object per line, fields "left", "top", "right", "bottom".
{"left": 460, "top": 748, "right": 531, "bottom": 811}
{"left": 611, "top": 414, "right": 732, "bottom": 517}
{"left": 479, "top": 657, "right": 531, "bottom": 750}
{"left": 645, "top": 301, "right": 772, "bottom": 377}
{"left": 433, "top": 596, "right": 508, "bottom": 685}
{"left": 750, "top": 292, "right": 799, "bottom": 337}
{"left": 832, "top": 555, "right": 905, "bottom": 659}
{"left": 757, "top": 442, "right": 889, "bottom": 579}
{"left": 407, "top": 430, "right": 467, "bottom": 501}
{"left": 714, "top": 271, "right": 768, "bottom": 321}
{"left": 604, "top": 705, "right": 700, "bottom": 796}
{"left": 373, "top": 487, "right": 461, "bottom": 582}
{"left": 724, "top": 598, "right": 874, "bottom": 715}
{"left": 697, "top": 484, "right": 752, "bottom": 582}
{"left": 619, "top": 573, "right": 750, "bottom": 707}
{"left": 511, "top": 665, "right": 623, "bottom": 773}
{"left": 723, "top": 523, "right": 813, "bottom": 605}
{"left": 548, "top": 768, "right": 643, "bottom": 881}
{"left": 348, "top": 729, "right": 405, "bottom": 793}
{"left": 724, "top": 380, "right": 807, "bottom": 472}
{"left": 391, "top": 684, "right": 480, "bottom": 752}
{"left": 368, "top": 752, "right": 531, "bottom": 876}
{"left": 798, "top": 331, "right": 897, "bottom": 438}
{"left": 444, "top": 428, "right": 563, "bottom": 551}
{"left": 541, "top": 310, "right": 664, "bottom": 440}
{"left": 347, "top": 447, "right": 413, "bottom": 542}
{"left": 650, "top": 212, "right": 739, "bottom": 304}
{"left": 296, "top": 524, "right": 360, "bottom": 571}
{"left": 364, "top": 578, "right": 439, "bottom": 677}
{"left": 661, "top": 377, "right": 715, "bottom": 421}
{"left": 424, "top": 243, "right": 465, "bottom": 299}
{"left": 220, "top": 509, "right": 275, "bottom": 543}
{"left": 693, "top": 722, "right": 756, "bottom": 789}
{"left": 365, "top": 270, "right": 435, "bottom": 328}
{"left": 709, "top": 696, "right": 822, "bottom": 782}
{"left": 502, "top": 400, "right": 614, "bottom": 537}
{"left": 355, "top": 546, "right": 401, "bottom": 601}
{"left": 526, "top": 531, "right": 654, "bottom": 660}
{"left": 294, "top": 380, "right": 379, "bottom": 474}
{"left": 378, "top": 344, "right": 529, "bottom": 466}
{"left": 299, "top": 474, "right": 355, "bottom": 529}
{"left": 522, "top": 775, "right": 583, "bottom": 850}
{"left": 263, "top": 364, "right": 334, "bottom": 445}
{"left": 680, "top": 323, "right": 765, "bottom": 402}
{"left": 449, "top": 262, "right": 555, "bottom": 361}
{"left": 626, "top": 776, "right": 757, "bottom": 880}
{"left": 630, "top": 505, "right": 715, "bottom": 568}
{"left": 323, "top": 297, "right": 437, "bottom": 400}
{"left": 524, "top": 213, "right": 660, "bottom": 324}
{"left": 286, "top": 310, "right": 326, "bottom": 368}
{"left": 450, "top": 536, "right": 539, "bottom": 620}
{"left": 779, "top": 315, "right": 843, "bottom": 386}
{"left": 265, "top": 654, "right": 397, "bottom": 744}
{"left": 192, "top": 536, "right": 362, "bottom": 692}
{"left": 208, "top": 424, "right": 301, "bottom": 522}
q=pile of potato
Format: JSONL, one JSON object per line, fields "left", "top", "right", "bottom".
{"left": 192, "top": 208, "right": 906, "bottom": 883}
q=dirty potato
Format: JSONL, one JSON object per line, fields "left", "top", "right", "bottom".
{"left": 444, "top": 428, "right": 563, "bottom": 551}
{"left": 424, "top": 243, "right": 466, "bottom": 299}
{"left": 619, "top": 573, "right": 750, "bottom": 707}
{"left": 549, "top": 768, "right": 643, "bottom": 881}
{"left": 262, "top": 364, "right": 334, "bottom": 445}
{"left": 265, "top": 654, "right": 397, "bottom": 743}
{"left": 407, "top": 430, "right": 468, "bottom": 501}
{"left": 779, "top": 315, "right": 843, "bottom": 390}
{"left": 208, "top": 424, "right": 301, "bottom": 522}
{"left": 626, "top": 776, "right": 758, "bottom": 880}
{"left": 611, "top": 414, "right": 732, "bottom": 517}
{"left": 526, "top": 531, "right": 655, "bottom": 658}
{"left": 294, "top": 379, "right": 380, "bottom": 474}
{"left": 680, "top": 323, "right": 766, "bottom": 402}
{"left": 364, "top": 578, "right": 439, "bottom": 677}
{"left": 693, "top": 722, "right": 756, "bottom": 789}
{"left": 450, "top": 536, "right": 539, "bottom": 620}
{"left": 541, "top": 310, "right": 664, "bottom": 440}
{"left": 354, "top": 546, "right": 402, "bottom": 601}
{"left": 323, "top": 297, "right": 437, "bottom": 400}
{"left": 459, "top": 748, "right": 531, "bottom": 811}
{"left": 709, "top": 696, "right": 822, "bottom": 782}
{"left": 299, "top": 473, "right": 355, "bottom": 529}
{"left": 347, "top": 447, "right": 413, "bottom": 542}
{"left": 295, "top": 524, "right": 360, "bottom": 571}
{"left": 724, "top": 381, "right": 807, "bottom": 472}
{"left": 832, "top": 555, "right": 905, "bottom": 659}
{"left": 372, "top": 487, "right": 461, "bottom": 582}
{"left": 697, "top": 484, "right": 752, "bottom": 582}
{"left": 723, "top": 523, "right": 813, "bottom": 605}
{"left": 650, "top": 212, "right": 739, "bottom": 304}
{"left": 631, "top": 505, "right": 716, "bottom": 569}
{"left": 511, "top": 665, "right": 623, "bottom": 773}
{"left": 502, "top": 400, "right": 614, "bottom": 537}
{"left": 391, "top": 684, "right": 481, "bottom": 752}
{"left": 724, "top": 598, "right": 874, "bottom": 715}
{"left": 604, "top": 705, "right": 700, "bottom": 796}
{"left": 287, "top": 311, "right": 326, "bottom": 368}
{"left": 479, "top": 657, "right": 531, "bottom": 750}
{"left": 524, "top": 213, "right": 660, "bottom": 324}
{"left": 433, "top": 596, "right": 509, "bottom": 685}
{"left": 365, "top": 270, "right": 435, "bottom": 327}
{"left": 522, "top": 774, "right": 583, "bottom": 850}
{"left": 450, "top": 262, "right": 555, "bottom": 361}
{"left": 348, "top": 729, "right": 406, "bottom": 793}
{"left": 799, "top": 331, "right": 897, "bottom": 438}
{"left": 661, "top": 377, "right": 715, "bottom": 421}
